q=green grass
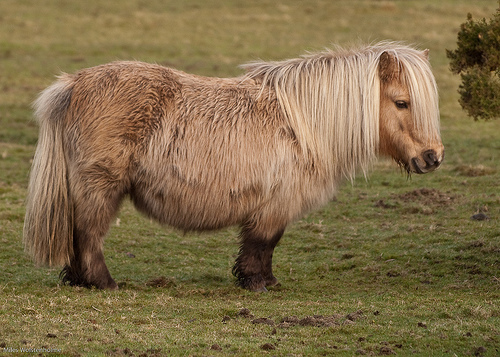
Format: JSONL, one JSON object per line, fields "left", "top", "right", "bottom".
{"left": 1, "top": 0, "right": 499, "bottom": 356}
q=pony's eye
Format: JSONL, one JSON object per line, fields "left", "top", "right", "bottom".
{"left": 395, "top": 100, "right": 408, "bottom": 109}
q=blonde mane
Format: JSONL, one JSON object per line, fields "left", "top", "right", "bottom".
{"left": 242, "top": 42, "right": 440, "bottom": 180}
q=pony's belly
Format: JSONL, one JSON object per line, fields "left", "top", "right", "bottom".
{"left": 130, "top": 181, "right": 261, "bottom": 231}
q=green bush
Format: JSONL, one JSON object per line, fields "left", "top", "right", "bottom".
{"left": 446, "top": 6, "right": 500, "bottom": 120}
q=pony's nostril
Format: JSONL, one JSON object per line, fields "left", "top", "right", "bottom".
{"left": 423, "top": 150, "right": 439, "bottom": 167}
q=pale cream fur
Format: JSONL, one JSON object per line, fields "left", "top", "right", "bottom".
{"left": 24, "top": 42, "right": 443, "bottom": 277}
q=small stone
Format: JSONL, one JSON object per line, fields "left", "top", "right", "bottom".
{"left": 473, "top": 346, "right": 487, "bottom": 356}
{"left": 237, "top": 308, "right": 253, "bottom": 318}
{"left": 379, "top": 346, "right": 395, "bottom": 355}
{"left": 210, "top": 344, "right": 222, "bottom": 351}
{"left": 471, "top": 213, "right": 489, "bottom": 221}
{"left": 260, "top": 343, "right": 275, "bottom": 351}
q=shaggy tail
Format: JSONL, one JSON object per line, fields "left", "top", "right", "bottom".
{"left": 23, "top": 76, "right": 74, "bottom": 267}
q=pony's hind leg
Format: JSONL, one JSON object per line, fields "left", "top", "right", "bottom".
{"left": 233, "top": 227, "right": 285, "bottom": 292}
{"left": 61, "top": 173, "right": 126, "bottom": 290}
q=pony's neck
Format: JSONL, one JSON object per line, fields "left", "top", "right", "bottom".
{"left": 245, "top": 52, "right": 380, "bottom": 181}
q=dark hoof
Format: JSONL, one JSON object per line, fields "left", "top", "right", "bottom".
{"left": 235, "top": 274, "right": 265, "bottom": 292}
{"left": 60, "top": 266, "right": 118, "bottom": 290}
{"left": 265, "top": 276, "right": 279, "bottom": 287}
{"left": 60, "top": 265, "right": 84, "bottom": 287}
{"left": 104, "top": 280, "right": 119, "bottom": 290}
{"left": 235, "top": 274, "right": 279, "bottom": 292}
{"left": 87, "top": 277, "right": 118, "bottom": 290}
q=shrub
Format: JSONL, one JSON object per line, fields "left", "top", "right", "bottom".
{"left": 446, "top": 6, "right": 500, "bottom": 120}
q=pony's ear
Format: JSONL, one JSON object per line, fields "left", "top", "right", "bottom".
{"left": 423, "top": 49, "right": 430, "bottom": 59}
{"left": 378, "top": 51, "right": 398, "bottom": 82}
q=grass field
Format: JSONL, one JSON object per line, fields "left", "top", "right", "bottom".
{"left": 1, "top": 0, "right": 499, "bottom": 356}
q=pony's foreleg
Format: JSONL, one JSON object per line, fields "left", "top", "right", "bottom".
{"left": 233, "top": 227, "right": 285, "bottom": 292}
{"left": 61, "top": 181, "right": 124, "bottom": 290}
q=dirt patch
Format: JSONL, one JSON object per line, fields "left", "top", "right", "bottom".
{"left": 473, "top": 346, "right": 487, "bottom": 356}
{"left": 346, "top": 310, "right": 364, "bottom": 321}
{"left": 277, "top": 311, "right": 363, "bottom": 328}
{"left": 379, "top": 346, "right": 396, "bottom": 355}
{"left": 395, "top": 188, "right": 457, "bottom": 207}
{"left": 374, "top": 199, "right": 398, "bottom": 209}
{"left": 233, "top": 308, "right": 364, "bottom": 329}
{"left": 146, "top": 276, "right": 176, "bottom": 288}
{"left": 237, "top": 308, "right": 254, "bottom": 319}
{"left": 210, "top": 344, "right": 222, "bottom": 351}
{"left": 108, "top": 348, "right": 164, "bottom": 356}
{"left": 299, "top": 315, "right": 340, "bottom": 327}
{"left": 372, "top": 188, "right": 459, "bottom": 215}
{"left": 107, "top": 348, "right": 131, "bottom": 356}
{"left": 471, "top": 212, "right": 489, "bottom": 221}
{"left": 260, "top": 343, "right": 276, "bottom": 351}
{"left": 252, "top": 317, "right": 275, "bottom": 326}
{"left": 454, "top": 164, "right": 496, "bottom": 177}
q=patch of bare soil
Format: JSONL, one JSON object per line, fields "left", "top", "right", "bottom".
{"left": 217, "top": 309, "right": 370, "bottom": 354}
{"left": 145, "top": 276, "right": 176, "bottom": 288}
{"left": 260, "top": 343, "right": 276, "bottom": 350}
{"left": 375, "top": 188, "right": 459, "bottom": 215}
{"left": 395, "top": 188, "right": 458, "bottom": 207}
{"left": 233, "top": 308, "right": 365, "bottom": 329}
{"left": 277, "top": 310, "right": 363, "bottom": 328}
{"left": 454, "top": 164, "right": 496, "bottom": 177}
{"left": 471, "top": 212, "right": 489, "bottom": 221}
{"left": 378, "top": 346, "right": 396, "bottom": 355}
{"left": 210, "top": 344, "right": 222, "bottom": 351}
{"left": 252, "top": 317, "right": 275, "bottom": 326}
{"left": 107, "top": 348, "right": 163, "bottom": 356}
{"left": 472, "top": 346, "right": 488, "bottom": 356}
{"left": 237, "top": 308, "right": 254, "bottom": 319}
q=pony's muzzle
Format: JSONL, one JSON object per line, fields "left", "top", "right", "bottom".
{"left": 423, "top": 149, "right": 441, "bottom": 167}
{"left": 411, "top": 149, "right": 443, "bottom": 174}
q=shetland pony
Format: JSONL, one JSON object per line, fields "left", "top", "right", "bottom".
{"left": 24, "top": 42, "right": 444, "bottom": 291}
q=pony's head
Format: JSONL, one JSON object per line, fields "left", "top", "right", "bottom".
{"left": 378, "top": 48, "right": 444, "bottom": 174}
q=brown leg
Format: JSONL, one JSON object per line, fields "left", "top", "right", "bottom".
{"left": 61, "top": 231, "right": 118, "bottom": 290}
{"left": 233, "top": 227, "right": 284, "bottom": 292}
{"left": 61, "top": 176, "right": 124, "bottom": 290}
